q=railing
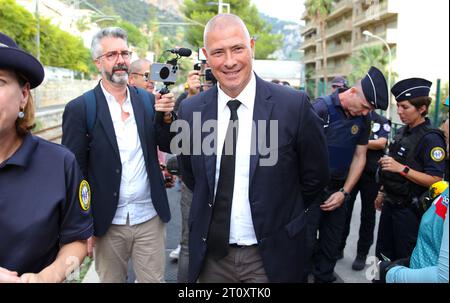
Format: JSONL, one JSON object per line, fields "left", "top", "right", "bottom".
{"left": 326, "top": 20, "right": 352, "bottom": 39}
{"left": 32, "top": 124, "right": 63, "bottom": 143}
{"left": 327, "top": 43, "right": 352, "bottom": 57}
{"left": 328, "top": 0, "right": 354, "bottom": 19}
{"left": 354, "top": 1, "right": 390, "bottom": 25}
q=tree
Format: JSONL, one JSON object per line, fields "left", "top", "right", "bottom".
{"left": 0, "top": 0, "right": 93, "bottom": 75}
{"left": 182, "top": 0, "right": 283, "bottom": 59}
{"left": 348, "top": 45, "right": 395, "bottom": 86}
{"left": 305, "top": 0, "right": 333, "bottom": 95}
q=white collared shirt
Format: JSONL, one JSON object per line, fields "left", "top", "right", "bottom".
{"left": 215, "top": 72, "right": 257, "bottom": 245}
{"left": 100, "top": 82, "right": 157, "bottom": 226}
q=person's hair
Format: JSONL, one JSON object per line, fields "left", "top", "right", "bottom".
{"left": 203, "top": 14, "right": 251, "bottom": 49}
{"left": 13, "top": 71, "right": 35, "bottom": 137}
{"left": 129, "top": 59, "right": 151, "bottom": 75}
{"left": 271, "top": 79, "right": 281, "bottom": 84}
{"left": 91, "top": 27, "right": 128, "bottom": 60}
{"left": 282, "top": 81, "right": 291, "bottom": 86}
{"left": 407, "top": 96, "right": 432, "bottom": 117}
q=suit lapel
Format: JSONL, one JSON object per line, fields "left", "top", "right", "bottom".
{"left": 94, "top": 84, "right": 121, "bottom": 160}
{"left": 249, "top": 76, "right": 274, "bottom": 185}
{"left": 201, "top": 88, "right": 219, "bottom": 196}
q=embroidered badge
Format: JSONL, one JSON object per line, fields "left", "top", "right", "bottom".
{"left": 351, "top": 125, "right": 359, "bottom": 135}
{"left": 78, "top": 180, "right": 91, "bottom": 211}
{"left": 383, "top": 123, "right": 391, "bottom": 132}
{"left": 430, "top": 147, "right": 445, "bottom": 162}
{"left": 372, "top": 123, "right": 380, "bottom": 133}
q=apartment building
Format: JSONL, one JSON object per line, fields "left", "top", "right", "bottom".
{"left": 301, "top": 0, "right": 449, "bottom": 102}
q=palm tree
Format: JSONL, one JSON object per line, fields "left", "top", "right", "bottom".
{"left": 305, "top": 0, "right": 333, "bottom": 96}
{"left": 348, "top": 45, "right": 396, "bottom": 86}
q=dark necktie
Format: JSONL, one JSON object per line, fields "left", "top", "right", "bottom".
{"left": 208, "top": 100, "right": 242, "bottom": 260}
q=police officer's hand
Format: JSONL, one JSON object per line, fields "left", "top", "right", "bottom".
{"left": 187, "top": 70, "right": 201, "bottom": 97}
{"left": 155, "top": 92, "right": 175, "bottom": 114}
{"left": 374, "top": 191, "right": 384, "bottom": 211}
{"left": 0, "top": 267, "right": 21, "bottom": 283}
{"left": 320, "top": 191, "right": 345, "bottom": 211}
{"left": 87, "top": 236, "right": 96, "bottom": 258}
{"left": 379, "top": 156, "right": 403, "bottom": 173}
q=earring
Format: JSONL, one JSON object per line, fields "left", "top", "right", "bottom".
{"left": 18, "top": 109, "right": 25, "bottom": 119}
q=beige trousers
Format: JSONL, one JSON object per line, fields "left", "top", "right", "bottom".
{"left": 94, "top": 216, "right": 166, "bottom": 283}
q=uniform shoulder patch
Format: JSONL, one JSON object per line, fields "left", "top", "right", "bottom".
{"left": 430, "top": 147, "right": 445, "bottom": 162}
{"left": 383, "top": 123, "right": 391, "bottom": 132}
{"left": 78, "top": 180, "right": 91, "bottom": 211}
{"left": 372, "top": 123, "right": 381, "bottom": 133}
{"left": 351, "top": 124, "right": 359, "bottom": 135}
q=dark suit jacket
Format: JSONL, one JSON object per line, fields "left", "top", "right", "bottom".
{"left": 178, "top": 74, "right": 330, "bottom": 282}
{"left": 62, "top": 83, "right": 172, "bottom": 237}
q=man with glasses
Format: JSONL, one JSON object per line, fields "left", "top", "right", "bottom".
{"left": 62, "top": 27, "right": 175, "bottom": 283}
{"left": 304, "top": 67, "right": 389, "bottom": 283}
{"left": 129, "top": 59, "right": 156, "bottom": 94}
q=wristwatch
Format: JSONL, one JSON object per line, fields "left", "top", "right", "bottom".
{"left": 339, "top": 188, "right": 350, "bottom": 201}
{"left": 399, "top": 165, "right": 410, "bottom": 177}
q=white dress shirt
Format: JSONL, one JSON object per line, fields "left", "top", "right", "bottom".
{"left": 215, "top": 72, "right": 258, "bottom": 245}
{"left": 100, "top": 82, "right": 157, "bottom": 226}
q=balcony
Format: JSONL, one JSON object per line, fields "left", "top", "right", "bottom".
{"left": 325, "top": 19, "right": 353, "bottom": 39}
{"left": 303, "top": 52, "right": 317, "bottom": 63}
{"left": 327, "top": 0, "right": 354, "bottom": 20}
{"left": 327, "top": 43, "right": 352, "bottom": 58}
{"left": 315, "top": 64, "right": 352, "bottom": 78}
{"left": 353, "top": 28, "right": 397, "bottom": 50}
{"left": 301, "top": 35, "right": 318, "bottom": 50}
{"left": 301, "top": 23, "right": 317, "bottom": 35}
{"left": 353, "top": 1, "right": 398, "bottom": 27}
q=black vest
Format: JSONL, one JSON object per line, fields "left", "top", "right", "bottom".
{"left": 381, "top": 122, "right": 445, "bottom": 205}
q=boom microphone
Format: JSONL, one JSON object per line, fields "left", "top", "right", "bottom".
{"left": 167, "top": 48, "right": 192, "bottom": 57}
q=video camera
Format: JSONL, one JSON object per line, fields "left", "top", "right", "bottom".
{"left": 194, "top": 48, "right": 217, "bottom": 91}
{"left": 150, "top": 47, "right": 192, "bottom": 122}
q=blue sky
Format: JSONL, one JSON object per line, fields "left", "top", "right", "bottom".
{"left": 251, "top": 0, "right": 305, "bottom": 23}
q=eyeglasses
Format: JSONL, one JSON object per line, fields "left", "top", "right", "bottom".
{"left": 96, "top": 50, "right": 132, "bottom": 61}
{"left": 131, "top": 71, "right": 151, "bottom": 82}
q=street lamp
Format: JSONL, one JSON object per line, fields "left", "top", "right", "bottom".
{"left": 206, "top": 0, "right": 231, "bottom": 14}
{"left": 363, "top": 30, "right": 392, "bottom": 120}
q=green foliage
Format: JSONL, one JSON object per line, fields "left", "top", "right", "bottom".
{"left": 0, "top": 0, "right": 93, "bottom": 75}
{"left": 182, "top": 0, "right": 283, "bottom": 59}
{"left": 348, "top": 45, "right": 396, "bottom": 87}
{"left": 305, "top": 0, "right": 333, "bottom": 21}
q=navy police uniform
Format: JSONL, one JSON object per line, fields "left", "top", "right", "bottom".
{"left": 306, "top": 90, "right": 370, "bottom": 282}
{"left": 376, "top": 78, "right": 446, "bottom": 261}
{"left": 305, "top": 66, "right": 388, "bottom": 283}
{"left": 340, "top": 111, "right": 390, "bottom": 259}
{"left": 0, "top": 134, "right": 93, "bottom": 275}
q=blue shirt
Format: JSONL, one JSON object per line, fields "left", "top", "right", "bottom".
{"left": 313, "top": 90, "right": 370, "bottom": 146}
{"left": 0, "top": 134, "right": 93, "bottom": 275}
{"left": 387, "top": 188, "right": 449, "bottom": 283}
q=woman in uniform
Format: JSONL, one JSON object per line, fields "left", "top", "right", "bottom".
{"left": 0, "top": 32, "right": 93, "bottom": 282}
{"left": 375, "top": 78, "right": 446, "bottom": 262}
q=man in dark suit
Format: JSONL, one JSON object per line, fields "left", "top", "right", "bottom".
{"left": 62, "top": 27, "right": 175, "bottom": 282}
{"left": 176, "top": 14, "right": 330, "bottom": 283}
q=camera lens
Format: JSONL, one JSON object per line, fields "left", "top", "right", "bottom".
{"left": 160, "top": 66, "right": 170, "bottom": 80}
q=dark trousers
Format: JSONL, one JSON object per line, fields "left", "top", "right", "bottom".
{"left": 305, "top": 187, "right": 347, "bottom": 283}
{"left": 375, "top": 201, "right": 420, "bottom": 261}
{"left": 340, "top": 172, "right": 379, "bottom": 257}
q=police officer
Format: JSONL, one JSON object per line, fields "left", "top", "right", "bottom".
{"left": 375, "top": 78, "right": 446, "bottom": 262}
{"left": 305, "top": 66, "right": 389, "bottom": 283}
{"left": 339, "top": 111, "right": 390, "bottom": 271}
{"left": 0, "top": 32, "right": 93, "bottom": 282}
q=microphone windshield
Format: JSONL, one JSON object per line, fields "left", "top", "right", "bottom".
{"left": 177, "top": 48, "right": 192, "bottom": 57}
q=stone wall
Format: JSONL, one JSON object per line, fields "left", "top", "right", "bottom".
{"left": 34, "top": 79, "right": 98, "bottom": 108}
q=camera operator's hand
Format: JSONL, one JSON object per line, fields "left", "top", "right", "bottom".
{"left": 187, "top": 70, "right": 201, "bottom": 97}
{"left": 155, "top": 92, "right": 175, "bottom": 123}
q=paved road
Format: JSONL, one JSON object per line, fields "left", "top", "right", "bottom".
{"left": 83, "top": 182, "right": 380, "bottom": 283}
